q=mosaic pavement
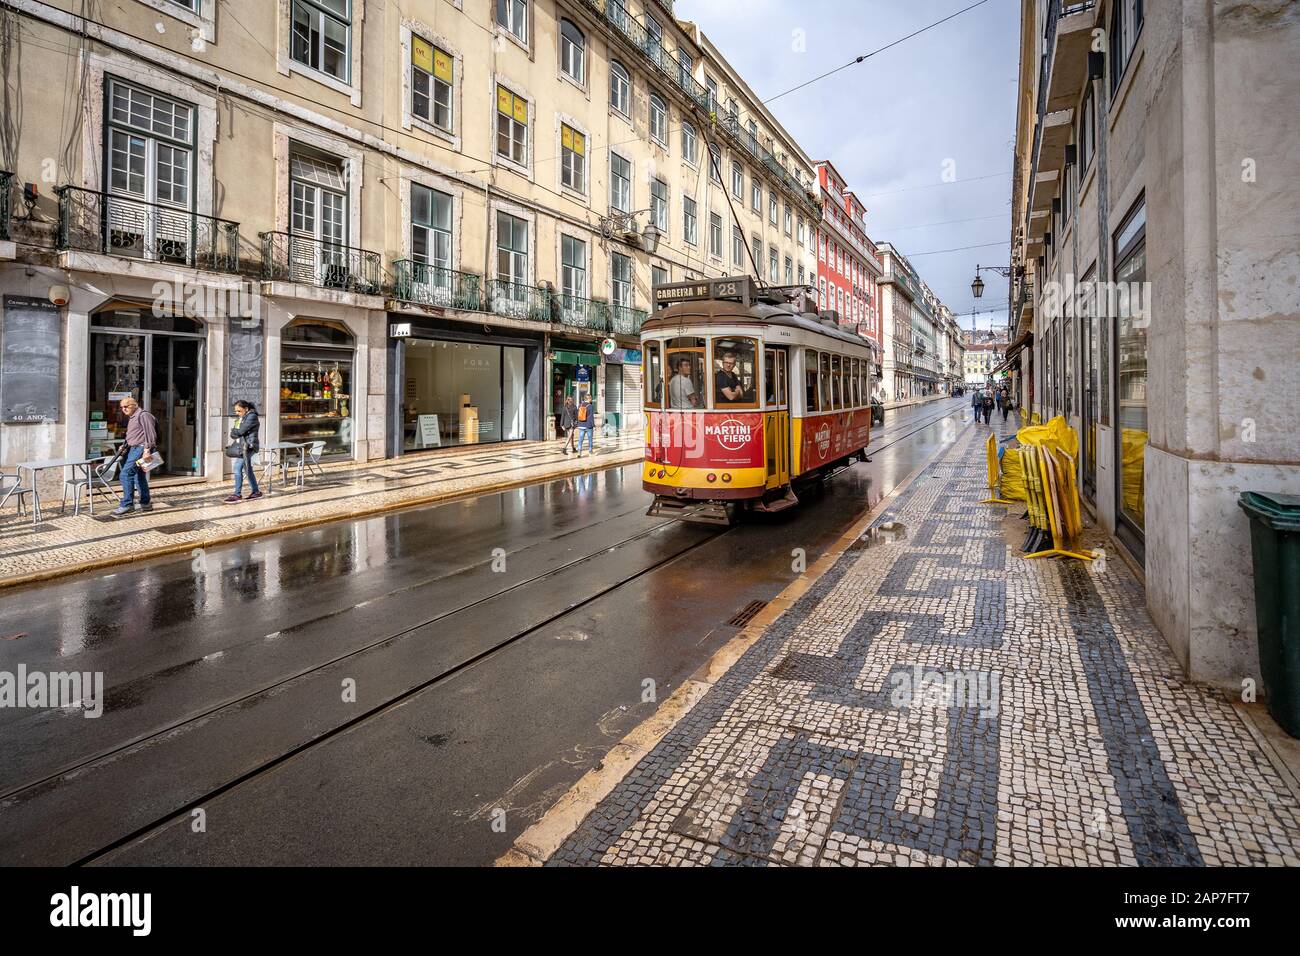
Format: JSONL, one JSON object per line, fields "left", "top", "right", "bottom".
{"left": 548, "top": 422, "right": 1300, "bottom": 866}
{"left": 0, "top": 434, "right": 642, "bottom": 586}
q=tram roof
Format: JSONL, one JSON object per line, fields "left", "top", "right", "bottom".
{"left": 646, "top": 277, "right": 875, "bottom": 352}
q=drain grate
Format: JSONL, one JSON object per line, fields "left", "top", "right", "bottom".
{"left": 726, "top": 600, "right": 768, "bottom": 628}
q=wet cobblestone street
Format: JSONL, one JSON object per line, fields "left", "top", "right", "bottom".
{"left": 549, "top": 422, "right": 1300, "bottom": 866}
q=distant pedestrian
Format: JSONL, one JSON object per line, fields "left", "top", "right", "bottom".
{"left": 981, "top": 390, "right": 994, "bottom": 425}
{"left": 111, "top": 396, "right": 158, "bottom": 517}
{"left": 971, "top": 389, "right": 981, "bottom": 415}
{"left": 560, "top": 395, "right": 577, "bottom": 454}
{"left": 574, "top": 395, "right": 595, "bottom": 457}
{"left": 224, "top": 400, "right": 262, "bottom": 503}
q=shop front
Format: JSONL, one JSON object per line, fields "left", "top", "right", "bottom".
{"left": 87, "top": 303, "right": 206, "bottom": 476}
{"left": 278, "top": 319, "right": 356, "bottom": 459}
{"left": 550, "top": 339, "right": 601, "bottom": 437}
{"left": 600, "top": 343, "right": 643, "bottom": 436}
{"left": 387, "top": 318, "right": 543, "bottom": 454}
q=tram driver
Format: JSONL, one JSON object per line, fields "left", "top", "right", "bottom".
{"left": 669, "top": 357, "right": 702, "bottom": 408}
{"left": 715, "top": 352, "right": 748, "bottom": 405}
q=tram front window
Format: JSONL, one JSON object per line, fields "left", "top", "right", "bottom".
{"left": 645, "top": 342, "right": 663, "bottom": 407}
{"left": 764, "top": 350, "right": 777, "bottom": 406}
{"left": 712, "top": 337, "right": 757, "bottom": 407}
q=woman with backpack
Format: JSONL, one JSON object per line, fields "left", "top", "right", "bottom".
{"left": 224, "top": 400, "right": 262, "bottom": 503}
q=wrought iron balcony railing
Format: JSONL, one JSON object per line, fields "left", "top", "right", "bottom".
{"left": 392, "top": 259, "right": 482, "bottom": 311}
{"left": 261, "top": 230, "right": 382, "bottom": 294}
{"left": 56, "top": 185, "right": 241, "bottom": 273}
{"left": 0, "top": 171, "right": 11, "bottom": 241}
{"left": 552, "top": 292, "right": 608, "bottom": 332}
{"left": 608, "top": 303, "right": 647, "bottom": 336}
{"left": 487, "top": 278, "right": 552, "bottom": 323}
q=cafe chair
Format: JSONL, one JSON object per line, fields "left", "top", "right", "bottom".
{"left": 305, "top": 441, "right": 327, "bottom": 478}
{"left": 0, "top": 473, "right": 33, "bottom": 517}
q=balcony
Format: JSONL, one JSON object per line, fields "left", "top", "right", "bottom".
{"left": 1043, "top": 0, "right": 1097, "bottom": 113}
{"left": 261, "top": 231, "right": 382, "bottom": 295}
{"left": 487, "top": 279, "right": 552, "bottom": 323}
{"left": 608, "top": 303, "right": 648, "bottom": 335}
{"left": 1034, "top": 108, "right": 1074, "bottom": 178}
{"left": 580, "top": 0, "right": 820, "bottom": 219}
{"left": 56, "top": 185, "right": 241, "bottom": 273}
{"left": 0, "top": 171, "right": 11, "bottom": 241}
{"left": 392, "top": 260, "right": 482, "bottom": 311}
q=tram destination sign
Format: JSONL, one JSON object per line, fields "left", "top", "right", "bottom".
{"left": 654, "top": 276, "right": 758, "bottom": 308}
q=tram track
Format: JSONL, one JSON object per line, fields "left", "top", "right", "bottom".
{"left": 1, "top": 398, "right": 969, "bottom": 865}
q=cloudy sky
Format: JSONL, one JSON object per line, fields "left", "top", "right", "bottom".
{"left": 679, "top": 0, "right": 1019, "bottom": 334}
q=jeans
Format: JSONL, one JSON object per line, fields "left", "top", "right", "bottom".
{"left": 233, "top": 454, "right": 260, "bottom": 496}
{"left": 576, "top": 427, "right": 594, "bottom": 453}
{"left": 119, "top": 446, "right": 151, "bottom": 507}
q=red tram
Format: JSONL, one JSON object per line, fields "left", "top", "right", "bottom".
{"left": 642, "top": 277, "right": 877, "bottom": 523}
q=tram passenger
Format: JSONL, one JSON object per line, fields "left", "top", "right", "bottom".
{"left": 715, "top": 352, "right": 747, "bottom": 404}
{"left": 669, "top": 357, "right": 701, "bottom": 408}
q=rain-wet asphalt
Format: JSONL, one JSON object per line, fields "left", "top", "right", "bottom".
{"left": 0, "top": 397, "right": 972, "bottom": 866}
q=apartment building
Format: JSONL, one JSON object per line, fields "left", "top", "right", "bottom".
{"left": 1009, "top": 0, "right": 1300, "bottom": 685}
{"left": 875, "top": 242, "right": 954, "bottom": 403}
{"left": 812, "top": 161, "right": 883, "bottom": 351}
{"left": 0, "top": 0, "right": 821, "bottom": 483}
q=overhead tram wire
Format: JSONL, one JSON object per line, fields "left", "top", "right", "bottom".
{"left": 762, "top": 0, "right": 992, "bottom": 105}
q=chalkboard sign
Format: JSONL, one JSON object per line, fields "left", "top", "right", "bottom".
{"left": 1, "top": 296, "right": 62, "bottom": 423}
{"left": 226, "top": 317, "right": 264, "bottom": 407}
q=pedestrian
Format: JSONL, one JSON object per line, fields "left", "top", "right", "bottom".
{"left": 559, "top": 395, "right": 577, "bottom": 454}
{"left": 982, "top": 390, "right": 994, "bottom": 425}
{"left": 574, "top": 394, "right": 595, "bottom": 457}
{"left": 995, "top": 390, "right": 1004, "bottom": 415}
{"left": 1002, "top": 391, "right": 1015, "bottom": 423}
{"left": 111, "top": 396, "right": 158, "bottom": 517}
{"left": 223, "top": 400, "right": 263, "bottom": 503}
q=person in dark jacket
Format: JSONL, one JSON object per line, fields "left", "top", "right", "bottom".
{"left": 574, "top": 396, "right": 596, "bottom": 457}
{"left": 224, "top": 400, "right": 262, "bottom": 503}
{"left": 559, "top": 395, "right": 577, "bottom": 454}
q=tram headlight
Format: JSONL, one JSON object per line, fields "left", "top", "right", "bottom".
{"left": 722, "top": 473, "right": 732, "bottom": 483}
{"left": 657, "top": 468, "right": 666, "bottom": 479}
{"left": 707, "top": 473, "right": 717, "bottom": 483}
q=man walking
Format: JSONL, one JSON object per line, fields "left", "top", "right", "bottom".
{"left": 574, "top": 394, "right": 596, "bottom": 457}
{"left": 112, "top": 396, "right": 158, "bottom": 517}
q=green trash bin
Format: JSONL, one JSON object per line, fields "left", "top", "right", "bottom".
{"left": 1238, "top": 491, "right": 1300, "bottom": 738}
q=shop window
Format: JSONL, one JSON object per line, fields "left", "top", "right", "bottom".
{"left": 402, "top": 339, "right": 526, "bottom": 450}
{"left": 1114, "top": 197, "right": 1147, "bottom": 535}
{"left": 665, "top": 337, "right": 706, "bottom": 410}
{"left": 804, "top": 349, "right": 821, "bottom": 412}
{"left": 280, "top": 319, "right": 354, "bottom": 459}
{"left": 644, "top": 342, "right": 663, "bottom": 408}
{"left": 711, "top": 337, "right": 757, "bottom": 408}
{"left": 412, "top": 36, "right": 453, "bottom": 132}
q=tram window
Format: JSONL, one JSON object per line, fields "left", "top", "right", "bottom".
{"left": 824, "top": 353, "right": 837, "bottom": 409}
{"left": 776, "top": 353, "right": 786, "bottom": 405}
{"left": 712, "top": 337, "right": 757, "bottom": 407}
{"left": 645, "top": 342, "right": 663, "bottom": 408}
{"left": 764, "top": 350, "right": 776, "bottom": 406}
{"left": 805, "top": 349, "right": 819, "bottom": 411}
{"left": 666, "top": 337, "right": 706, "bottom": 409}
{"left": 860, "top": 363, "right": 870, "bottom": 405}
{"left": 851, "top": 358, "right": 861, "bottom": 407}
{"left": 840, "top": 356, "right": 851, "bottom": 409}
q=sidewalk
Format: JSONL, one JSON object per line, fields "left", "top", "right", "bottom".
{"left": 0, "top": 434, "right": 643, "bottom": 589}
{"left": 513, "top": 418, "right": 1300, "bottom": 866}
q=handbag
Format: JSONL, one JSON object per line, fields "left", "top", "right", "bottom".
{"left": 225, "top": 439, "right": 245, "bottom": 459}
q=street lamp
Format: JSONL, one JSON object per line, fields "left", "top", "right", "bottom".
{"left": 970, "top": 263, "right": 1012, "bottom": 299}
{"left": 599, "top": 208, "right": 661, "bottom": 255}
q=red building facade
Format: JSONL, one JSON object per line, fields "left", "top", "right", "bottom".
{"left": 814, "top": 161, "right": 884, "bottom": 366}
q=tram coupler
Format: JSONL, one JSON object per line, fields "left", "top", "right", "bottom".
{"left": 647, "top": 496, "right": 733, "bottom": 526}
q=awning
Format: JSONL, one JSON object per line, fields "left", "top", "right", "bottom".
{"left": 993, "top": 330, "right": 1033, "bottom": 376}
{"left": 552, "top": 350, "right": 600, "bottom": 366}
